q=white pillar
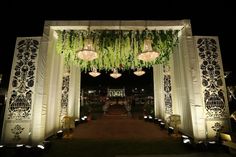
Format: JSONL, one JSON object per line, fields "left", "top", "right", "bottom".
{"left": 43, "top": 29, "right": 64, "bottom": 139}
{"left": 176, "top": 21, "right": 206, "bottom": 140}
{"left": 75, "top": 67, "right": 81, "bottom": 118}
{"left": 169, "top": 24, "right": 195, "bottom": 137}
{"left": 31, "top": 36, "right": 48, "bottom": 144}
{"left": 68, "top": 67, "right": 74, "bottom": 117}
{"left": 153, "top": 64, "right": 164, "bottom": 118}
{"left": 68, "top": 65, "right": 81, "bottom": 118}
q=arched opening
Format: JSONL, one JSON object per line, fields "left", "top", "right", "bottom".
{"left": 80, "top": 68, "right": 154, "bottom": 120}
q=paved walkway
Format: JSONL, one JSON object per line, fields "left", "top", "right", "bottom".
{"left": 59, "top": 116, "right": 234, "bottom": 157}
{"left": 71, "top": 116, "right": 173, "bottom": 140}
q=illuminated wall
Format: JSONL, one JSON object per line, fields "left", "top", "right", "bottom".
{"left": 153, "top": 64, "right": 173, "bottom": 121}
{"left": 194, "top": 36, "right": 230, "bottom": 140}
{"left": 1, "top": 25, "right": 82, "bottom": 144}
{"left": 1, "top": 37, "right": 41, "bottom": 144}
{"left": 153, "top": 25, "right": 231, "bottom": 140}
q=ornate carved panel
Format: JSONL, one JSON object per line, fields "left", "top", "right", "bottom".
{"left": 163, "top": 65, "right": 172, "bottom": 114}
{"left": 211, "top": 122, "right": 223, "bottom": 138}
{"left": 206, "top": 120, "right": 229, "bottom": 140}
{"left": 197, "top": 38, "right": 227, "bottom": 119}
{"left": 4, "top": 122, "right": 30, "bottom": 143}
{"left": 11, "top": 124, "right": 24, "bottom": 141}
{"left": 8, "top": 39, "right": 39, "bottom": 120}
{"left": 60, "top": 75, "right": 70, "bottom": 117}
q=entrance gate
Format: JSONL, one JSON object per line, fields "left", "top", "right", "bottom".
{"left": 1, "top": 20, "right": 230, "bottom": 144}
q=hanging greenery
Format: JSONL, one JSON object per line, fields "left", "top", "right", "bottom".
{"left": 56, "top": 29, "right": 179, "bottom": 72}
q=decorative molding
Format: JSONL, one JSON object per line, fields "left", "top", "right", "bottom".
{"left": 211, "top": 122, "right": 223, "bottom": 138}
{"left": 8, "top": 39, "right": 39, "bottom": 120}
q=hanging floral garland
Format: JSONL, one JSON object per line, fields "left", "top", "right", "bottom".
{"left": 56, "top": 29, "right": 179, "bottom": 72}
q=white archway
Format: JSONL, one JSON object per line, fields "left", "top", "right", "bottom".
{"left": 1, "top": 20, "right": 230, "bottom": 144}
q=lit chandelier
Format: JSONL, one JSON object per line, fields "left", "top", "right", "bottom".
{"left": 77, "top": 38, "right": 98, "bottom": 61}
{"left": 110, "top": 69, "right": 122, "bottom": 79}
{"left": 137, "top": 38, "right": 160, "bottom": 62}
{"left": 134, "top": 68, "right": 145, "bottom": 76}
{"left": 89, "top": 67, "right": 101, "bottom": 77}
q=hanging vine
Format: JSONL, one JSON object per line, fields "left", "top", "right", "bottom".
{"left": 56, "top": 29, "right": 179, "bottom": 72}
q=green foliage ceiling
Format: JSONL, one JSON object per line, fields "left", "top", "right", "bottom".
{"left": 56, "top": 29, "right": 179, "bottom": 72}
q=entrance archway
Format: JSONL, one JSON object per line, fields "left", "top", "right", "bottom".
{"left": 1, "top": 20, "right": 230, "bottom": 144}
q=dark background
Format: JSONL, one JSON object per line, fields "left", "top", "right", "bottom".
{"left": 0, "top": 1, "right": 235, "bottom": 89}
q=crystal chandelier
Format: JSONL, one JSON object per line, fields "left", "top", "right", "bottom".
{"left": 77, "top": 38, "right": 98, "bottom": 61}
{"left": 110, "top": 69, "right": 122, "bottom": 79}
{"left": 89, "top": 67, "right": 101, "bottom": 77}
{"left": 134, "top": 68, "right": 145, "bottom": 76}
{"left": 137, "top": 38, "right": 160, "bottom": 62}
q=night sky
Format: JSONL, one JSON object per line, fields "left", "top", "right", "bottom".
{"left": 0, "top": 1, "right": 235, "bottom": 89}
